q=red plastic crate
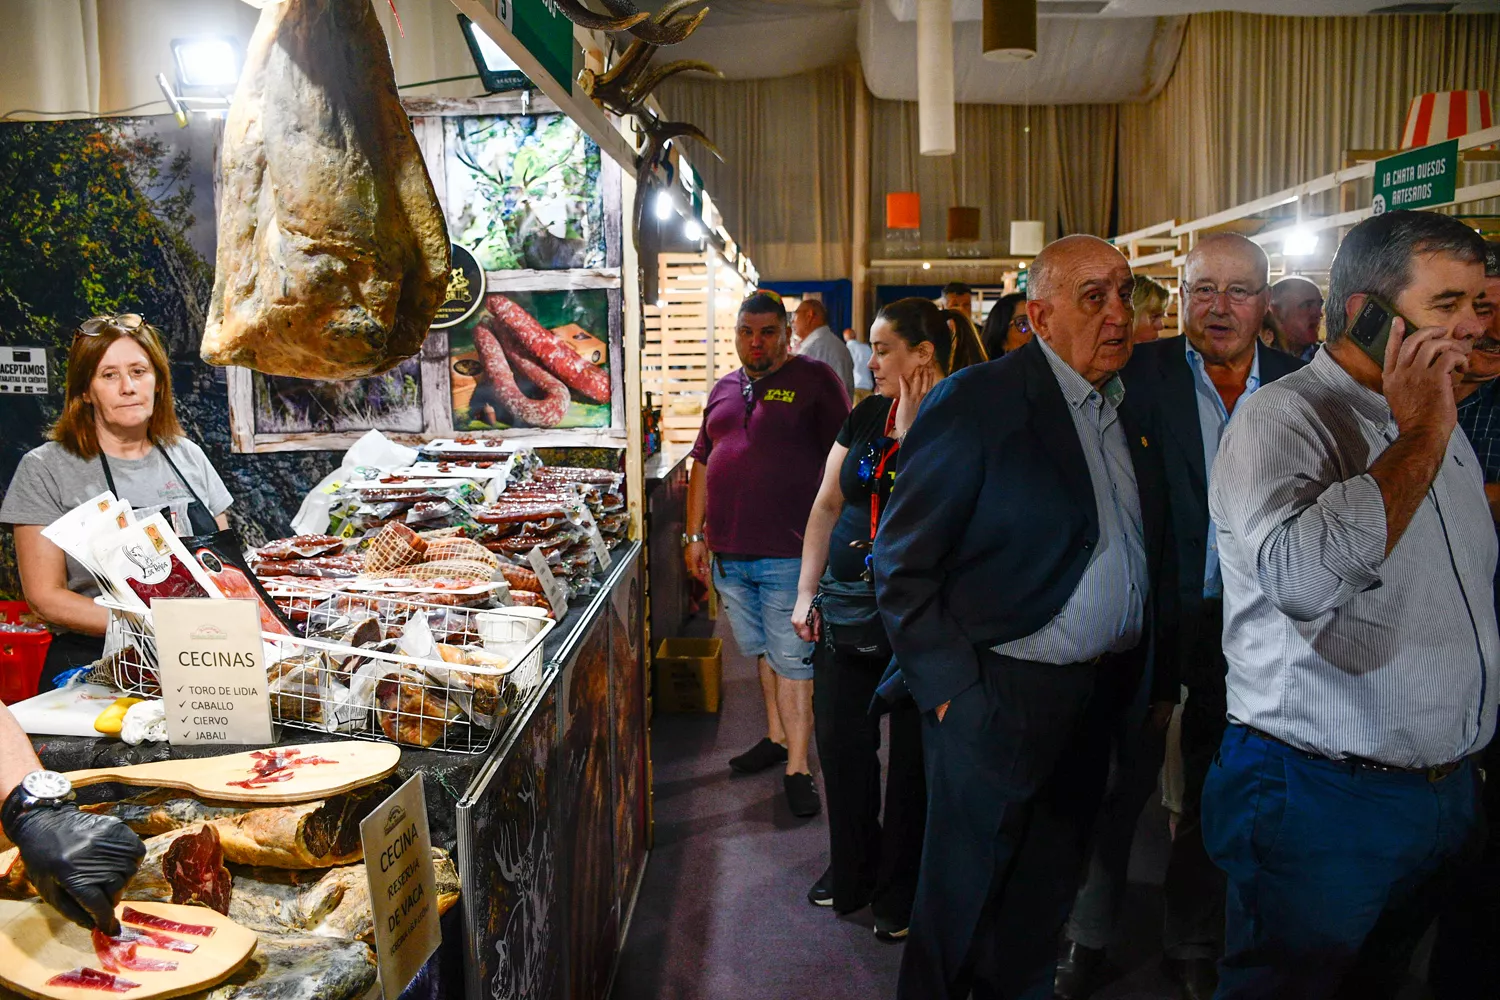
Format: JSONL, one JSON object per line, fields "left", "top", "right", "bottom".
{"left": 0, "top": 601, "right": 50, "bottom": 705}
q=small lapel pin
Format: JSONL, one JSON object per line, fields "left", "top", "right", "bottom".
{"left": 1140, "top": 436, "right": 1149, "bottom": 448}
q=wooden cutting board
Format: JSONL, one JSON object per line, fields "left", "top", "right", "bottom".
{"left": 63, "top": 741, "right": 400, "bottom": 804}
{"left": 0, "top": 899, "right": 256, "bottom": 1000}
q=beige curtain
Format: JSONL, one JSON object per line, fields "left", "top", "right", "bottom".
{"left": 868, "top": 101, "right": 1117, "bottom": 256}
{"left": 1118, "top": 12, "right": 1500, "bottom": 231}
{"left": 657, "top": 65, "right": 858, "bottom": 281}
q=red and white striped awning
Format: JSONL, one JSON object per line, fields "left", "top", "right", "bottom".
{"left": 1401, "top": 90, "right": 1493, "bottom": 149}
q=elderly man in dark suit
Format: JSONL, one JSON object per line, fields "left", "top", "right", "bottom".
{"left": 1055, "top": 233, "right": 1303, "bottom": 1000}
{"left": 875, "top": 235, "right": 1177, "bottom": 1000}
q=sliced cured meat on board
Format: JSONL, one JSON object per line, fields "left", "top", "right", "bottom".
{"left": 201, "top": 0, "right": 450, "bottom": 379}
{"left": 487, "top": 294, "right": 612, "bottom": 402}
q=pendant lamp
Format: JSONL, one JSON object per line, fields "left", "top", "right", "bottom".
{"left": 1011, "top": 220, "right": 1044, "bottom": 256}
{"left": 983, "top": 0, "right": 1037, "bottom": 61}
{"left": 916, "top": 0, "right": 955, "bottom": 156}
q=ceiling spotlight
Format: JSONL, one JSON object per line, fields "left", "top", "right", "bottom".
{"left": 654, "top": 191, "right": 673, "bottom": 221}
{"left": 684, "top": 219, "right": 703, "bottom": 241}
{"left": 922, "top": 261, "right": 932, "bottom": 270}
{"left": 1284, "top": 228, "right": 1319, "bottom": 257}
{"left": 656, "top": 297, "right": 667, "bottom": 309}
{"left": 171, "top": 37, "right": 242, "bottom": 90}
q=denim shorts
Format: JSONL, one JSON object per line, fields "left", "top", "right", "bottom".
{"left": 714, "top": 556, "right": 815, "bottom": 681}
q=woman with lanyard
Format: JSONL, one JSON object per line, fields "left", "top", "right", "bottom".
{"left": 3, "top": 314, "right": 233, "bottom": 688}
{"left": 791, "top": 298, "right": 986, "bottom": 941}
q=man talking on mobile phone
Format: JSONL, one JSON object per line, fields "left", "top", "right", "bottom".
{"left": 1203, "top": 209, "right": 1496, "bottom": 998}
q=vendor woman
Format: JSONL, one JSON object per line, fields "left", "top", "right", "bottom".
{"left": 1, "top": 314, "right": 233, "bottom": 687}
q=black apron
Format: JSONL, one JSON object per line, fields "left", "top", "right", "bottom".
{"left": 41, "top": 445, "right": 223, "bottom": 690}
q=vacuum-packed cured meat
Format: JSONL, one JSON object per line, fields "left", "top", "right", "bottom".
{"left": 202, "top": 0, "right": 450, "bottom": 378}
{"left": 362, "top": 522, "right": 427, "bottom": 574}
{"left": 474, "top": 323, "right": 570, "bottom": 428}
{"left": 163, "top": 825, "right": 233, "bottom": 914}
{"left": 253, "top": 555, "right": 364, "bottom": 578}
{"left": 256, "top": 536, "right": 347, "bottom": 561}
{"left": 487, "top": 294, "right": 611, "bottom": 402}
{"left": 45, "top": 967, "right": 141, "bottom": 992}
{"left": 195, "top": 546, "right": 293, "bottom": 636}
{"left": 497, "top": 564, "right": 542, "bottom": 593}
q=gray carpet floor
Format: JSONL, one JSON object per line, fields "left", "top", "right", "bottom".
{"left": 610, "top": 614, "right": 1198, "bottom": 1000}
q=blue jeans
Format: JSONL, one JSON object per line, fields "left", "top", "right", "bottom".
{"left": 1202, "top": 725, "right": 1482, "bottom": 1000}
{"left": 713, "top": 556, "right": 814, "bottom": 680}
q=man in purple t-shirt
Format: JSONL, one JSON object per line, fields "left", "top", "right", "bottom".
{"left": 686, "top": 290, "right": 850, "bottom": 818}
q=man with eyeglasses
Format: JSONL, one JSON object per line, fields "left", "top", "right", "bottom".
{"left": 1054, "top": 233, "right": 1303, "bottom": 1000}
{"left": 685, "top": 290, "right": 849, "bottom": 817}
{"left": 1269, "top": 276, "right": 1325, "bottom": 361}
{"left": 1205, "top": 210, "right": 1495, "bottom": 997}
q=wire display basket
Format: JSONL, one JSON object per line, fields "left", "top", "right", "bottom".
{"left": 99, "top": 587, "right": 555, "bottom": 755}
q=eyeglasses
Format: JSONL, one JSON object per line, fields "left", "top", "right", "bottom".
{"left": 1186, "top": 284, "right": 1267, "bottom": 305}
{"left": 1009, "top": 315, "right": 1030, "bottom": 333}
{"left": 77, "top": 313, "right": 144, "bottom": 340}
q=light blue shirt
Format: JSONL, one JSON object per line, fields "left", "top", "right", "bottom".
{"left": 994, "top": 337, "right": 1148, "bottom": 664}
{"left": 846, "top": 339, "right": 874, "bottom": 390}
{"left": 1184, "top": 342, "right": 1262, "bottom": 600}
{"left": 1209, "top": 349, "right": 1499, "bottom": 767}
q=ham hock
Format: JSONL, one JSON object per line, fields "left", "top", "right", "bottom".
{"left": 201, "top": 0, "right": 451, "bottom": 379}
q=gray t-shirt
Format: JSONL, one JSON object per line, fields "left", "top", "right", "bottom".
{"left": 1, "top": 439, "right": 234, "bottom": 598}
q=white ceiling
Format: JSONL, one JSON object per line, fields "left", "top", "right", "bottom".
{"left": 653, "top": 0, "right": 1499, "bottom": 80}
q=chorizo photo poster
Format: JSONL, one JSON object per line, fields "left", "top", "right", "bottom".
{"left": 449, "top": 290, "right": 613, "bottom": 431}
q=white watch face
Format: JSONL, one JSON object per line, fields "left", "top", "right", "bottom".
{"left": 22, "top": 770, "right": 71, "bottom": 801}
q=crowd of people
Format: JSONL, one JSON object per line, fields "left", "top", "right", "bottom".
{"left": 683, "top": 209, "right": 1500, "bottom": 1000}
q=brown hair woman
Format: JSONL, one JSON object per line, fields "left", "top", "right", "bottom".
{"left": 1, "top": 314, "right": 233, "bottom": 687}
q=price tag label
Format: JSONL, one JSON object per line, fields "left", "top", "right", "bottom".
{"left": 153, "top": 598, "right": 274, "bottom": 746}
{"left": 525, "top": 546, "right": 569, "bottom": 619}
{"left": 360, "top": 774, "right": 441, "bottom": 999}
{"left": 578, "top": 510, "right": 611, "bottom": 571}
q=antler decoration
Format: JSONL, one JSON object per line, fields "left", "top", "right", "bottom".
{"left": 630, "top": 117, "right": 723, "bottom": 233}
{"left": 550, "top": 0, "right": 648, "bottom": 33}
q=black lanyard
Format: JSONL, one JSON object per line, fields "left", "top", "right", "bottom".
{"left": 99, "top": 443, "right": 218, "bottom": 537}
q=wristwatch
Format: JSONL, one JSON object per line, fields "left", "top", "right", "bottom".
{"left": 682, "top": 533, "right": 705, "bottom": 546}
{"left": 1, "top": 770, "right": 75, "bottom": 834}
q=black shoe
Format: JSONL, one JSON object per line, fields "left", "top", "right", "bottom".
{"left": 1053, "top": 940, "right": 1106, "bottom": 1000}
{"left": 873, "top": 914, "right": 909, "bottom": 942}
{"left": 1168, "top": 957, "right": 1218, "bottom": 1000}
{"left": 807, "top": 867, "right": 834, "bottom": 907}
{"left": 784, "top": 772, "right": 821, "bottom": 817}
{"left": 729, "top": 737, "right": 788, "bottom": 774}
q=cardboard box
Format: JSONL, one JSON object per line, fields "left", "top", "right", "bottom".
{"left": 653, "top": 637, "right": 723, "bottom": 713}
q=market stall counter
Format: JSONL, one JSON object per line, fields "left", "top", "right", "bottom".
{"left": 21, "top": 540, "right": 645, "bottom": 1000}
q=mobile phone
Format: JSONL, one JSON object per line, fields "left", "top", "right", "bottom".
{"left": 1346, "top": 296, "right": 1402, "bottom": 366}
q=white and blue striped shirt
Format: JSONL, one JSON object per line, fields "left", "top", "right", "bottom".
{"left": 993, "top": 337, "right": 1148, "bottom": 664}
{"left": 1209, "top": 348, "right": 1500, "bottom": 768}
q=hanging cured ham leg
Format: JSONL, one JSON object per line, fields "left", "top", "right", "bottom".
{"left": 201, "top": 0, "right": 450, "bottom": 379}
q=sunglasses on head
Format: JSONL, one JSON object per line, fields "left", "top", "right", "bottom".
{"left": 754, "top": 289, "right": 783, "bottom": 304}
{"left": 76, "top": 313, "right": 144, "bottom": 340}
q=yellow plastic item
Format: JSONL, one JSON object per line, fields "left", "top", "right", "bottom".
{"left": 92, "top": 697, "right": 143, "bottom": 736}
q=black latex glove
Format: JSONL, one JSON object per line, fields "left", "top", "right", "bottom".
{"left": 5, "top": 802, "right": 145, "bottom": 936}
